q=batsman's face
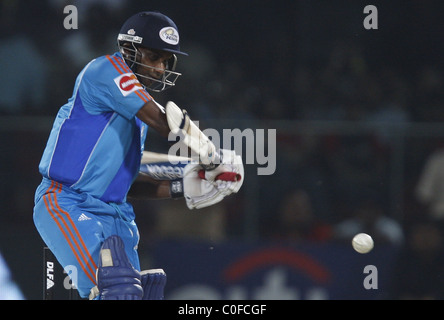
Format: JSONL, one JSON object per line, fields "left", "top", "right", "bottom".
{"left": 137, "top": 47, "right": 173, "bottom": 88}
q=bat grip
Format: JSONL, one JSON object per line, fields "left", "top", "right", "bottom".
{"left": 199, "top": 149, "right": 221, "bottom": 171}
{"left": 198, "top": 170, "right": 241, "bottom": 182}
{"left": 197, "top": 150, "right": 242, "bottom": 182}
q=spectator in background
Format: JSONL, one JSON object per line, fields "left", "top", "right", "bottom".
{"left": 415, "top": 147, "right": 444, "bottom": 231}
{"left": 333, "top": 191, "right": 404, "bottom": 247}
{"left": 363, "top": 68, "right": 411, "bottom": 151}
{"left": 0, "top": 2, "right": 49, "bottom": 114}
{"left": 413, "top": 66, "right": 444, "bottom": 122}
{"left": 153, "top": 200, "right": 227, "bottom": 243}
{"left": 268, "top": 188, "right": 332, "bottom": 243}
{"left": 58, "top": 2, "right": 120, "bottom": 70}
{"left": 0, "top": 253, "right": 25, "bottom": 300}
{"left": 390, "top": 220, "right": 444, "bottom": 299}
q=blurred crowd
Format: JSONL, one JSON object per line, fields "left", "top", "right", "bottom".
{"left": 2, "top": 0, "right": 443, "bottom": 122}
{"left": 2, "top": 0, "right": 444, "bottom": 299}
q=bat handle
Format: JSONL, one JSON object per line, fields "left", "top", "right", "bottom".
{"left": 199, "top": 163, "right": 219, "bottom": 171}
{"left": 198, "top": 148, "right": 221, "bottom": 171}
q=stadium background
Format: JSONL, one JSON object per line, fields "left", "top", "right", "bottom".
{"left": 1, "top": 0, "right": 444, "bottom": 299}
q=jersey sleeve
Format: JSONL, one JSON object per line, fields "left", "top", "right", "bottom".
{"left": 78, "top": 54, "right": 153, "bottom": 120}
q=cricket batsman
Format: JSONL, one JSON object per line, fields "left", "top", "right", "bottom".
{"left": 33, "top": 11, "right": 243, "bottom": 300}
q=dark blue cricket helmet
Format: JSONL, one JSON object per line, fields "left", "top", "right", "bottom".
{"left": 117, "top": 11, "right": 187, "bottom": 92}
{"left": 118, "top": 11, "right": 188, "bottom": 56}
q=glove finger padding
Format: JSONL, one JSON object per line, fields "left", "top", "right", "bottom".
{"left": 223, "top": 154, "right": 243, "bottom": 194}
{"left": 183, "top": 162, "right": 226, "bottom": 209}
{"left": 204, "top": 150, "right": 244, "bottom": 195}
{"left": 203, "top": 149, "right": 236, "bottom": 182}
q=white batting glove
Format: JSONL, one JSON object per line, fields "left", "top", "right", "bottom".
{"left": 183, "top": 162, "right": 226, "bottom": 209}
{"left": 202, "top": 149, "right": 244, "bottom": 194}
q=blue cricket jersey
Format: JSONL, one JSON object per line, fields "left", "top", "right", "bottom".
{"left": 38, "top": 52, "right": 152, "bottom": 204}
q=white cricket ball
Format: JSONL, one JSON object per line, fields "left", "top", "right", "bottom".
{"left": 352, "top": 233, "right": 374, "bottom": 254}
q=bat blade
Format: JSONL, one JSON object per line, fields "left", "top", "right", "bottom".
{"left": 141, "top": 151, "right": 190, "bottom": 164}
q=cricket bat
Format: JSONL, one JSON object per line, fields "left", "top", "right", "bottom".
{"left": 141, "top": 151, "right": 240, "bottom": 182}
